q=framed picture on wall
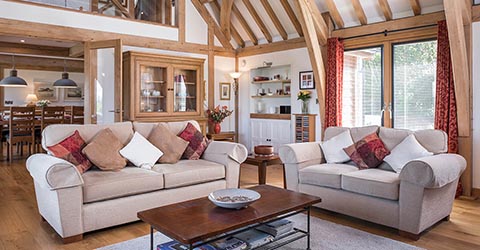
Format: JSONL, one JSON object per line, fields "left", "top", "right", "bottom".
{"left": 299, "top": 71, "right": 315, "bottom": 90}
{"left": 219, "top": 82, "right": 231, "bottom": 100}
{"left": 34, "top": 81, "right": 58, "bottom": 102}
{"left": 283, "top": 82, "right": 291, "bottom": 95}
{"left": 64, "top": 87, "right": 83, "bottom": 102}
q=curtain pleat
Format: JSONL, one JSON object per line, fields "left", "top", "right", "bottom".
{"left": 324, "top": 37, "right": 345, "bottom": 129}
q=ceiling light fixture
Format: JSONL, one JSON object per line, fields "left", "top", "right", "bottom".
{"left": 0, "top": 54, "right": 28, "bottom": 87}
{"left": 53, "top": 59, "right": 78, "bottom": 88}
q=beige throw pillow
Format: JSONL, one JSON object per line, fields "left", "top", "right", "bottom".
{"left": 148, "top": 124, "right": 189, "bottom": 164}
{"left": 82, "top": 128, "right": 127, "bottom": 171}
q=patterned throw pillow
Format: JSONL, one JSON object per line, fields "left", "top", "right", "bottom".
{"left": 47, "top": 130, "right": 92, "bottom": 174}
{"left": 343, "top": 133, "right": 390, "bottom": 169}
{"left": 178, "top": 122, "right": 208, "bottom": 160}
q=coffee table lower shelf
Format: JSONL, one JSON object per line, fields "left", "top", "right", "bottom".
{"left": 149, "top": 207, "right": 313, "bottom": 250}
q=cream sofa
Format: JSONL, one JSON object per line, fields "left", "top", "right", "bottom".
{"left": 279, "top": 126, "right": 466, "bottom": 239}
{"left": 26, "top": 120, "right": 247, "bottom": 243}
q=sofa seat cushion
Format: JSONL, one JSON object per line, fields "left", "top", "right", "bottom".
{"left": 82, "top": 167, "right": 164, "bottom": 203}
{"left": 152, "top": 160, "right": 225, "bottom": 189}
{"left": 341, "top": 169, "right": 400, "bottom": 200}
{"left": 299, "top": 164, "right": 359, "bottom": 189}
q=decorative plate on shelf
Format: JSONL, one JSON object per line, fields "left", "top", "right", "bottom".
{"left": 208, "top": 188, "right": 261, "bottom": 209}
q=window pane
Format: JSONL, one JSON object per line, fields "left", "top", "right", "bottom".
{"left": 342, "top": 47, "right": 383, "bottom": 127}
{"left": 393, "top": 40, "right": 437, "bottom": 130}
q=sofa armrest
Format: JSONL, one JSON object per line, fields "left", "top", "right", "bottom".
{"left": 279, "top": 142, "right": 324, "bottom": 164}
{"left": 202, "top": 141, "right": 248, "bottom": 188}
{"left": 399, "top": 154, "right": 466, "bottom": 188}
{"left": 26, "top": 154, "right": 84, "bottom": 190}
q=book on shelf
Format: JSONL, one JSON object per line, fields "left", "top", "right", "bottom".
{"left": 233, "top": 229, "right": 274, "bottom": 248}
{"left": 256, "top": 219, "right": 294, "bottom": 238}
{"left": 157, "top": 237, "right": 247, "bottom": 250}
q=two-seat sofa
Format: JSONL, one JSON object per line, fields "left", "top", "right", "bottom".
{"left": 26, "top": 120, "right": 247, "bottom": 243}
{"left": 279, "top": 126, "right": 466, "bottom": 239}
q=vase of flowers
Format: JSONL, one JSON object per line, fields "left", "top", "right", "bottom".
{"left": 297, "top": 90, "right": 311, "bottom": 114}
{"left": 206, "top": 105, "right": 233, "bottom": 134}
{"left": 36, "top": 100, "right": 51, "bottom": 107}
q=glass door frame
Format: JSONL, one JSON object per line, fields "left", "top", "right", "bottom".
{"left": 84, "top": 39, "right": 123, "bottom": 124}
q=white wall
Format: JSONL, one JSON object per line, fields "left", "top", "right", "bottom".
{"left": 214, "top": 56, "right": 236, "bottom": 131}
{"left": 3, "top": 69, "right": 84, "bottom": 106}
{"left": 238, "top": 48, "right": 321, "bottom": 150}
{"left": 472, "top": 21, "right": 480, "bottom": 189}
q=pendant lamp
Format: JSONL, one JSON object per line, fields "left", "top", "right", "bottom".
{"left": 53, "top": 59, "right": 78, "bottom": 88}
{"left": 0, "top": 55, "right": 28, "bottom": 87}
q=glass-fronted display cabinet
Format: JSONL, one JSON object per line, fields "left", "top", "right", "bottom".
{"left": 123, "top": 51, "right": 206, "bottom": 132}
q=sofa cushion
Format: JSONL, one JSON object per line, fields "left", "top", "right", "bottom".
{"left": 324, "top": 126, "right": 379, "bottom": 143}
{"left": 82, "top": 167, "right": 164, "bottom": 203}
{"left": 148, "top": 124, "right": 189, "bottom": 164}
{"left": 133, "top": 120, "right": 202, "bottom": 138}
{"left": 383, "top": 134, "right": 433, "bottom": 173}
{"left": 120, "top": 132, "right": 163, "bottom": 169}
{"left": 82, "top": 128, "right": 127, "bottom": 171}
{"left": 320, "top": 131, "right": 353, "bottom": 163}
{"left": 47, "top": 130, "right": 92, "bottom": 174}
{"left": 152, "top": 160, "right": 225, "bottom": 189}
{"left": 178, "top": 123, "right": 208, "bottom": 160}
{"left": 341, "top": 169, "right": 400, "bottom": 200}
{"left": 378, "top": 127, "right": 412, "bottom": 151}
{"left": 299, "top": 164, "right": 359, "bottom": 189}
{"left": 343, "top": 133, "right": 390, "bottom": 169}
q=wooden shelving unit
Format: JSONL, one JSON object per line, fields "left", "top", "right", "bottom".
{"left": 251, "top": 79, "right": 291, "bottom": 84}
{"left": 251, "top": 95, "right": 291, "bottom": 98}
{"left": 294, "top": 114, "right": 317, "bottom": 142}
{"left": 250, "top": 113, "right": 291, "bottom": 120}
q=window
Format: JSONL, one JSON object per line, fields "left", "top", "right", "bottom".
{"left": 392, "top": 40, "right": 437, "bottom": 130}
{"left": 342, "top": 47, "right": 383, "bottom": 127}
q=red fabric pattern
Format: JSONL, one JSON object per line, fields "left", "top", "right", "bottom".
{"left": 343, "top": 133, "right": 390, "bottom": 169}
{"left": 435, "top": 20, "right": 461, "bottom": 197}
{"left": 324, "top": 37, "right": 344, "bottom": 129}
{"left": 47, "top": 130, "right": 92, "bottom": 174}
{"left": 178, "top": 122, "right": 208, "bottom": 160}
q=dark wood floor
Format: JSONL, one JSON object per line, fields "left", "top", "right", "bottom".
{"left": 0, "top": 155, "right": 479, "bottom": 250}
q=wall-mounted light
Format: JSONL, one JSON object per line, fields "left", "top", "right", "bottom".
{"left": 0, "top": 55, "right": 28, "bottom": 87}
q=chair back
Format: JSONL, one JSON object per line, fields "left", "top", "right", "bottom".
{"left": 41, "top": 106, "right": 65, "bottom": 130}
{"left": 8, "top": 106, "right": 36, "bottom": 142}
{"left": 70, "top": 106, "right": 84, "bottom": 124}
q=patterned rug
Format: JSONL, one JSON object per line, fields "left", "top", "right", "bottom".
{"left": 98, "top": 214, "right": 422, "bottom": 250}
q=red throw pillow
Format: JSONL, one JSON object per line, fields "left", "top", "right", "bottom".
{"left": 178, "top": 122, "right": 208, "bottom": 160}
{"left": 47, "top": 130, "right": 92, "bottom": 174}
{"left": 343, "top": 133, "right": 390, "bottom": 169}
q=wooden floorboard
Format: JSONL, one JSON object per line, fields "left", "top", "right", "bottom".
{"left": 0, "top": 155, "right": 479, "bottom": 249}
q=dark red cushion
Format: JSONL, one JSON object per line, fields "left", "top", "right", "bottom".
{"left": 178, "top": 123, "right": 208, "bottom": 160}
{"left": 343, "top": 133, "right": 390, "bottom": 169}
{"left": 47, "top": 130, "right": 92, "bottom": 173}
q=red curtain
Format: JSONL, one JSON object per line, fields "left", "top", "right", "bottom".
{"left": 324, "top": 37, "right": 344, "bottom": 129}
{"left": 435, "top": 20, "right": 461, "bottom": 197}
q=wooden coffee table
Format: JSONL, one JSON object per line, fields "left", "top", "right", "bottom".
{"left": 138, "top": 185, "right": 321, "bottom": 250}
{"left": 244, "top": 154, "right": 285, "bottom": 187}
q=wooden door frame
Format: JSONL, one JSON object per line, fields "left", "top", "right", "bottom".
{"left": 84, "top": 39, "right": 123, "bottom": 124}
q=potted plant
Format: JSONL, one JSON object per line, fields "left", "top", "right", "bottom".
{"left": 297, "top": 90, "right": 311, "bottom": 114}
{"left": 206, "top": 105, "right": 233, "bottom": 134}
{"left": 36, "top": 100, "right": 51, "bottom": 107}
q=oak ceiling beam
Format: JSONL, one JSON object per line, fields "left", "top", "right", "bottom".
{"left": 242, "top": 0, "right": 273, "bottom": 43}
{"left": 352, "top": 0, "right": 368, "bottom": 25}
{"left": 0, "top": 54, "right": 84, "bottom": 72}
{"left": 332, "top": 11, "right": 445, "bottom": 38}
{"left": 378, "top": 0, "right": 393, "bottom": 21}
{"left": 260, "top": 0, "right": 288, "bottom": 40}
{"left": 474, "top": 5, "right": 480, "bottom": 22}
{"left": 325, "top": 0, "right": 344, "bottom": 29}
{"left": 232, "top": 4, "right": 258, "bottom": 45}
{"left": 444, "top": 0, "right": 470, "bottom": 137}
{"left": 294, "top": 0, "right": 327, "bottom": 124}
{"left": 304, "top": 0, "right": 328, "bottom": 46}
{"left": 220, "top": 0, "right": 234, "bottom": 40}
{"left": 0, "top": 42, "right": 70, "bottom": 57}
{"left": 280, "top": 0, "right": 303, "bottom": 37}
{"left": 409, "top": 0, "right": 421, "bottom": 16}
{"left": 236, "top": 37, "right": 306, "bottom": 57}
{"left": 210, "top": 1, "right": 245, "bottom": 48}
{"left": 69, "top": 43, "right": 84, "bottom": 58}
{"left": 191, "top": 0, "right": 234, "bottom": 50}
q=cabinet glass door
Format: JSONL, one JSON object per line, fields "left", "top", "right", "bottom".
{"left": 173, "top": 67, "right": 197, "bottom": 113}
{"left": 140, "top": 65, "right": 167, "bottom": 113}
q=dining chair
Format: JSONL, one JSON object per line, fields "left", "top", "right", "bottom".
{"left": 70, "top": 106, "right": 84, "bottom": 124}
{"left": 6, "top": 106, "right": 36, "bottom": 162}
{"left": 35, "top": 106, "right": 65, "bottom": 153}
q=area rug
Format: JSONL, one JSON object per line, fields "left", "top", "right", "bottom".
{"left": 98, "top": 214, "right": 422, "bottom": 250}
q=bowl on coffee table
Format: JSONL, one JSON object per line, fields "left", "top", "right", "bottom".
{"left": 208, "top": 188, "right": 261, "bottom": 209}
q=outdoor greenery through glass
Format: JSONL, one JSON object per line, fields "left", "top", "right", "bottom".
{"left": 393, "top": 40, "right": 437, "bottom": 130}
{"left": 342, "top": 47, "right": 383, "bottom": 127}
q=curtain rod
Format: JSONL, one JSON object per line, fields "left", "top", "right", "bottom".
{"left": 341, "top": 23, "right": 438, "bottom": 41}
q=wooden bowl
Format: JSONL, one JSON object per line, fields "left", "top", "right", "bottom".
{"left": 254, "top": 145, "right": 274, "bottom": 155}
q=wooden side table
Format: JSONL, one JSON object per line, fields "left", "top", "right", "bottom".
{"left": 206, "top": 131, "right": 236, "bottom": 142}
{"left": 244, "top": 154, "right": 285, "bottom": 188}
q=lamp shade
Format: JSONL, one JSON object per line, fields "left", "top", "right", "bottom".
{"left": 229, "top": 72, "right": 242, "bottom": 79}
{"left": 53, "top": 72, "right": 77, "bottom": 88}
{"left": 25, "top": 94, "right": 38, "bottom": 103}
{"left": 0, "top": 69, "right": 28, "bottom": 87}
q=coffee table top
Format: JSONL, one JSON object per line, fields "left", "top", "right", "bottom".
{"left": 137, "top": 185, "right": 321, "bottom": 245}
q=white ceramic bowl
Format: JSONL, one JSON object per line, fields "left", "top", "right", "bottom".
{"left": 208, "top": 188, "right": 261, "bottom": 209}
